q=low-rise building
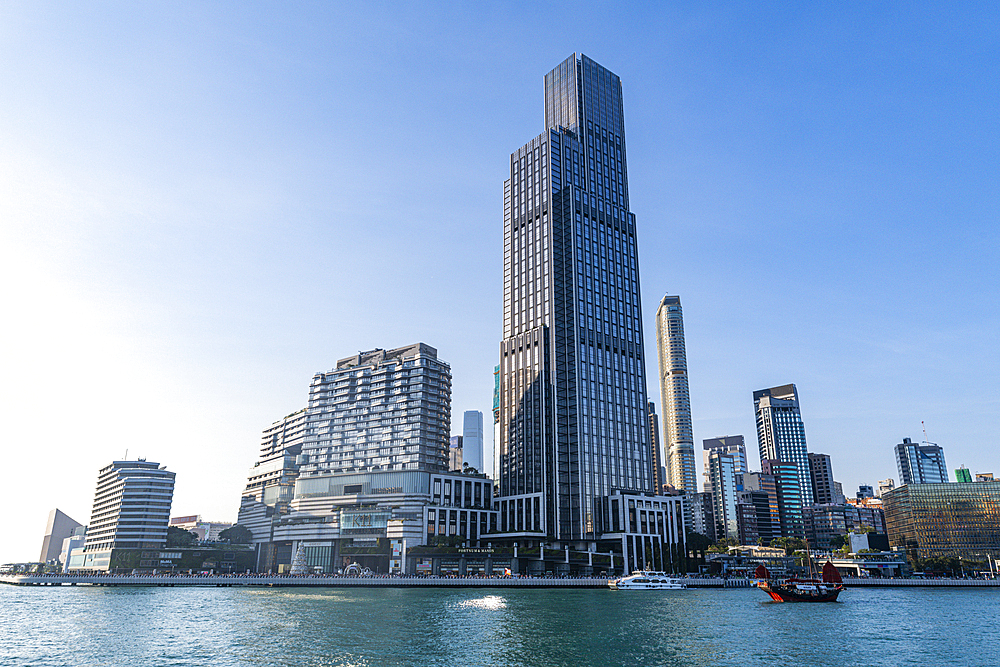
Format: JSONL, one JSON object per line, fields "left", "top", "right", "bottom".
{"left": 169, "top": 516, "right": 233, "bottom": 542}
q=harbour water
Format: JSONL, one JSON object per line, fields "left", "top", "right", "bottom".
{"left": 2, "top": 584, "right": 998, "bottom": 666}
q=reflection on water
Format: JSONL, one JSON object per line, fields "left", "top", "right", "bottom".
{"left": 1, "top": 586, "right": 998, "bottom": 667}
{"left": 456, "top": 595, "right": 507, "bottom": 610}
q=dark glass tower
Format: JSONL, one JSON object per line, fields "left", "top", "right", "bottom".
{"left": 498, "top": 54, "right": 653, "bottom": 543}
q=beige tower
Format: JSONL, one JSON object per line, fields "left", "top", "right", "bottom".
{"left": 655, "top": 294, "right": 697, "bottom": 493}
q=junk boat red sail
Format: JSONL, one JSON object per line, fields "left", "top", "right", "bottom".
{"left": 754, "top": 560, "right": 845, "bottom": 603}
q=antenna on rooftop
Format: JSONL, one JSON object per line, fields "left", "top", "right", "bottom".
{"left": 922, "top": 421, "right": 928, "bottom": 444}
{"left": 124, "top": 448, "right": 128, "bottom": 460}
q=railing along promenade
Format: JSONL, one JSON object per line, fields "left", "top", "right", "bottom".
{"left": 2, "top": 574, "right": 997, "bottom": 588}
{"left": 0, "top": 573, "right": 610, "bottom": 588}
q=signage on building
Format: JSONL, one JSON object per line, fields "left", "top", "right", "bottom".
{"left": 340, "top": 509, "right": 391, "bottom": 535}
{"left": 170, "top": 515, "right": 198, "bottom": 525}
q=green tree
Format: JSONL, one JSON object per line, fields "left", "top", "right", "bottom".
{"left": 218, "top": 524, "right": 253, "bottom": 545}
{"left": 770, "top": 537, "right": 807, "bottom": 556}
{"left": 166, "top": 526, "right": 198, "bottom": 547}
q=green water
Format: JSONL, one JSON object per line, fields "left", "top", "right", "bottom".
{"left": 1, "top": 585, "right": 998, "bottom": 666}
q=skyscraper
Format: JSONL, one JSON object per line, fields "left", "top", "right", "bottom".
{"left": 648, "top": 401, "right": 663, "bottom": 492}
{"left": 754, "top": 384, "right": 814, "bottom": 516}
{"left": 462, "top": 410, "right": 485, "bottom": 473}
{"left": 703, "top": 436, "right": 747, "bottom": 489}
{"left": 656, "top": 294, "right": 697, "bottom": 493}
{"left": 497, "top": 53, "right": 658, "bottom": 543}
{"left": 895, "top": 437, "right": 948, "bottom": 485}
{"left": 807, "top": 453, "right": 837, "bottom": 505}
{"left": 705, "top": 450, "right": 739, "bottom": 541}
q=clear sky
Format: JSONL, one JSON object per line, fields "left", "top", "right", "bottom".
{"left": 1, "top": 2, "right": 996, "bottom": 562}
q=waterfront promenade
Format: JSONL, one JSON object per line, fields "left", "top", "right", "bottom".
{"left": 3, "top": 573, "right": 998, "bottom": 588}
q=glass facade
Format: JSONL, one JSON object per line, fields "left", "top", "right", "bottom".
{"left": 499, "top": 54, "right": 653, "bottom": 542}
{"left": 754, "top": 384, "right": 814, "bottom": 537}
{"left": 883, "top": 482, "right": 1000, "bottom": 558}
{"left": 895, "top": 437, "right": 948, "bottom": 485}
{"left": 656, "top": 295, "right": 696, "bottom": 493}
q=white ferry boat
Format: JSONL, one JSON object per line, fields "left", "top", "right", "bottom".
{"left": 608, "top": 571, "right": 687, "bottom": 590}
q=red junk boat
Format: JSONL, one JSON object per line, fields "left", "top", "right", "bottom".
{"left": 754, "top": 560, "right": 845, "bottom": 603}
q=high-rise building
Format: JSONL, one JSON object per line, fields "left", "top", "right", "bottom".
{"left": 807, "top": 453, "right": 837, "bottom": 505}
{"left": 741, "top": 471, "right": 781, "bottom": 545}
{"left": 449, "top": 436, "right": 464, "bottom": 472}
{"left": 498, "top": 53, "right": 662, "bottom": 543}
{"left": 656, "top": 294, "right": 697, "bottom": 494}
{"left": 84, "top": 460, "right": 175, "bottom": 553}
{"left": 462, "top": 410, "right": 484, "bottom": 473}
{"left": 648, "top": 401, "right": 663, "bottom": 492}
{"left": 38, "top": 509, "right": 83, "bottom": 564}
{"left": 705, "top": 450, "right": 739, "bottom": 542}
{"left": 857, "top": 485, "right": 874, "bottom": 500}
{"left": 300, "top": 344, "right": 451, "bottom": 477}
{"left": 955, "top": 467, "right": 972, "bottom": 483}
{"left": 703, "top": 436, "right": 747, "bottom": 490}
{"left": 754, "top": 384, "right": 814, "bottom": 534}
{"left": 762, "top": 459, "right": 807, "bottom": 539}
{"left": 242, "top": 343, "right": 503, "bottom": 575}
{"left": 895, "top": 437, "right": 948, "bottom": 485}
{"left": 238, "top": 409, "right": 308, "bottom": 544}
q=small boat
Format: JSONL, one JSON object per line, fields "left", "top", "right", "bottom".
{"left": 754, "top": 560, "right": 845, "bottom": 602}
{"left": 609, "top": 570, "right": 687, "bottom": 590}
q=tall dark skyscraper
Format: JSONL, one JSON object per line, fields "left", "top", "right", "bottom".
{"left": 498, "top": 54, "right": 655, "bottom": 543}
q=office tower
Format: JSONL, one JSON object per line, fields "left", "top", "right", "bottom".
{"left": 807, "top": 453, "right": 837, "bottom": 505}
{"left": 857, "top": 485, "right": 874, "bottom": 500}
{"left": 690, "top": 491, "right": 716, "bottom": 541}
{"left": 38, "top": 509, "right": 83, "bottom": 564}
{"left": 449, "top": 436, "right": 464, "bottom": 472}
{"left": 883, "top": 481, "right": 1000, "bottom": 559}
{"left": 656, "top": 294, "right": 697, "bottom": 493}
{"left": 703, "top": 436, "right": 747, "bottom": 491}
{"left": 876, "top": 478, "right": 896, "bottom": 497}
{"left": 754, "top": 384, "right": 814, "bottom": 534}
{"left": 462, "top": 410, "right": 485, "bottom": 473}
{"left": 833, "top": 481, "right": 846, "bottom": 504}
{"left": 895, "top": 437, "right": 948, "bottom": 485}
{"left": 742, "top": 471, "right": 781, "bottom": 545}
{"left": 648, "top": 401, "right": 663, "bottom": 492}
{"left": 84, "top": 460, "right": 175, "bottom": 552}
{"left": 299, "top": 344, "right": 451, "bottom": 477}
{"left": 761, "top": 459, "right": 806, "bottom": 539}
{"left": 705, "top": 450, "right": 739, "bottom": 541}
{"left": 497, "top": 53, "right": 658, "bottom": 543}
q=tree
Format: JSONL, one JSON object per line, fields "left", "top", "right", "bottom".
{"left": 770, "top": 537, "right": 807, "bottom": 556}
{"left": 218, "top": 524, "right": 253, "bottom": 545}
{"left": 166, "top": 526, "right": 198, "bottom": 547}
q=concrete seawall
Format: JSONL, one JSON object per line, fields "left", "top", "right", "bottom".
{"left": 3, "top": 574, "right": 997, "bottom": 588}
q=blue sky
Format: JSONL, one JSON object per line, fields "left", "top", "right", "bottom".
{"left": 1, "top": 2, "right": 997, "bottom": 561}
